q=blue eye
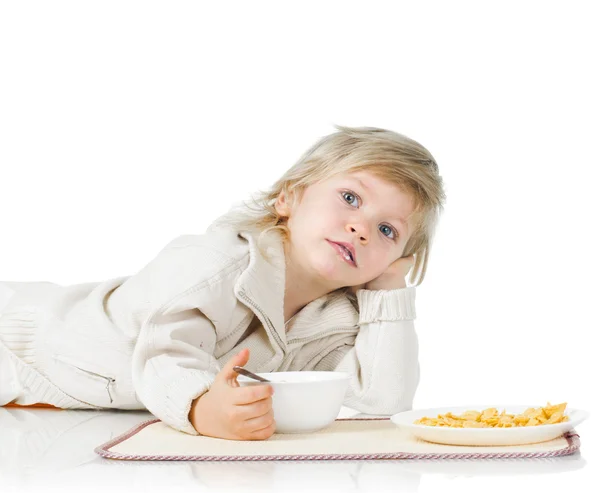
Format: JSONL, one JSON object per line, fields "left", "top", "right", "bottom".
{"left": 340, "top": 190, "right": 398, "bottom": 241}
{"left": 379, "top": 224, "right": 395, "bottom": 239}
{"left": 342, "top": 191, "right": 359, "bottom": 207}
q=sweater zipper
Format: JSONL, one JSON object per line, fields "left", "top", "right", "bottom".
{"left": 238, "top": 291, "right": 358, "bottom": 348}
{"left": 54, "top": 355, "right": 116, "bottom": 404}
{"left": 83, "top": 369, "right": 115, "bottom": 404}
{"left": 238, "top": 290, "right": 286, "bottom": 354}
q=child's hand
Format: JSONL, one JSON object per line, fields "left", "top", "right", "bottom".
{"left": 188, "top": 348, "right": 276, "bottom": 440}
{"left": 351, "top": 254, "right": 415, "bottom": 294}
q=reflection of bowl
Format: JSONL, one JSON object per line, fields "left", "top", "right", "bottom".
{"left": 237, "top": 371, "right": 350, "bottom": 434}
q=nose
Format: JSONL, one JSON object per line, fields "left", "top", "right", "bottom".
{"left": 345, "top": 223, "right": 369, "bottom": 243}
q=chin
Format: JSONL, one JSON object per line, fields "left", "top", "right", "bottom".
{"left": 310, "top": 254, "right": 350, "bottom": 285}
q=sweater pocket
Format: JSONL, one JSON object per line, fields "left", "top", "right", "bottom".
{"left": 52, "top": 354, "right": 117, "bottom": 407}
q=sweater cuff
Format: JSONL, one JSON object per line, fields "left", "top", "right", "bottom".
{"left": 357, "top": 287, "right": 416, "bottom": 324}
{"left": 162, "top": 370, "right": 216, "bottom": 436}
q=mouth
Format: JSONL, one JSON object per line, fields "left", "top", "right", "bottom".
{"left": 327, "top": 240, "right": 357, "bottom": 267}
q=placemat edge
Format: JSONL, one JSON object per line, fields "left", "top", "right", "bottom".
{"left": 94, "top": 419, "right": 581, "bottom": 461}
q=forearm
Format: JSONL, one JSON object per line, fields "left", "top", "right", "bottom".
{"left": 133, "top": 356, "right": 217, "bottom": 435}
{"left": 335, "top": 287, "right": 419, "bottom": 414}
{"left": 130, "top": 305, "right": 220, "bottom": 435}
{"left": 340, "top": 319, "right": 419, "bottom": 414}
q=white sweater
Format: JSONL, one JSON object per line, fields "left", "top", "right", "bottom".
{"left": 0, "top": 225, "right": 419, "bottom": 435}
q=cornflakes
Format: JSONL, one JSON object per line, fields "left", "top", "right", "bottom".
{"left": 414, "top": 402, "right": 569, "bottom": 428}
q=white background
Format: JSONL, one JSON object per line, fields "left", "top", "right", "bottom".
{"left": 1, "top": 1, "right": 598, "bottom": 492}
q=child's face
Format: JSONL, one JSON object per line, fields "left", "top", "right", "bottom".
{"left": 276, "top": 170, "right": 415, "bottom": 290}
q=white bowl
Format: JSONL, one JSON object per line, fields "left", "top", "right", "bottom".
{"left": 237, "top": 371, "right": 350, "bottom": 434}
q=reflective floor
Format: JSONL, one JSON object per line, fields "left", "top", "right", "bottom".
{"left": 0, "top": 406, "right": 595, "bottom": 493}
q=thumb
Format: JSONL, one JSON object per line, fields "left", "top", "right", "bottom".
{"left": 219, "top": 348, "right": 250, "bottom": 385}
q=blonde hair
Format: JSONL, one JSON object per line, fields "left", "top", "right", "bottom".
{"left": 210, "top": 124, "right": 446, "bottom": 295}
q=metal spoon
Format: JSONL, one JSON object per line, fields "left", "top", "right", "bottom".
{"left": 233, "top": 366, "right": 271, "bottom": 382}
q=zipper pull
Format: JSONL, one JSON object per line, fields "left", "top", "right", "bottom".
{"left": 105, "top": 379, "right": 115, "bottom": 403}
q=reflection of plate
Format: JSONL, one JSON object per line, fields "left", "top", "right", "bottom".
{"left": 391, "top": 405, "right": 589, "bottom": 446}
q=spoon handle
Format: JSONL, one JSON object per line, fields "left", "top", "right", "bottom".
{"left": 233, "top": 366, "right": 271, "bottom": 382}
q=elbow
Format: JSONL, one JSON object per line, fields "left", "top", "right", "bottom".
{"left": 347, "top": 361, "right": 420, "bottom": 415}
{"left": 345, "top": 380, "right": 419, "bottom": 415}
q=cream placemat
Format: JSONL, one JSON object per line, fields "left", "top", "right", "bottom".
{"left": 95, "top": 418, "right": 580, "bottom": 461}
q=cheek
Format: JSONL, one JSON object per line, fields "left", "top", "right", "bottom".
{"left": 289, "top": 208, "right": 323, "bottom": 238}
{"left": 362, "top": 250, "right": 387, "bottom": 273}
{"left": 308, "top": 200, "right": 338, "bottom": 226}
{"left": 368, "top": 248, "right": 397, "bottom": 273}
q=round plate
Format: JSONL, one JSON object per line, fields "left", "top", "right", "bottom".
{"left": 390, "top": 405, "right": 589, "bottom": 446}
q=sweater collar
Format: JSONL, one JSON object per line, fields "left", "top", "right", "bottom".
{"left": 233, "top": 228, "right": 358, "bottom": 352}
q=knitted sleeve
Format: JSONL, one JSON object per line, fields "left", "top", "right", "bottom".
{"left": 313, "top": 287, "right": 419, "bottom": 415}
{"left": 106, "top": 236, "right": 243, "bottom": 435}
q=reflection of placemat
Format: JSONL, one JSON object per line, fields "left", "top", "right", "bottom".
{"left": 95, "top": 418, "right": 581, "bottom": 461}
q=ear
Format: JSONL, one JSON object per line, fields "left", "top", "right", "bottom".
{"left": 274, "top": 189, "right": 292, "bottom": 218}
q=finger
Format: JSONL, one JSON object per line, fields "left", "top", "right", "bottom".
{"left": 247, "top": 420, "right": 277, "bottom": 441}
{"left": 235, "top": 395, "right": 273, "bottom": 420}
{"left": 217, "top": 348, "right": 250, "bottom": 385}
{"left": 233, "top": 384, "right": 274, "bottom": 405}
{"left": 243, "top": 408, "right": 275, "bottom": 432}
{"left": 402, "top": 255, "right": 416, "bottom": 274}
{"left": 394, "top": 254, "right": 415, "bottom": 265}
{"left": 391, "top": 255, "right": 415, "bottom": 273}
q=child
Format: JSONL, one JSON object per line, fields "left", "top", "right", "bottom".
{"left": 0, "top": 125, "right": 445, "bottom": 440}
